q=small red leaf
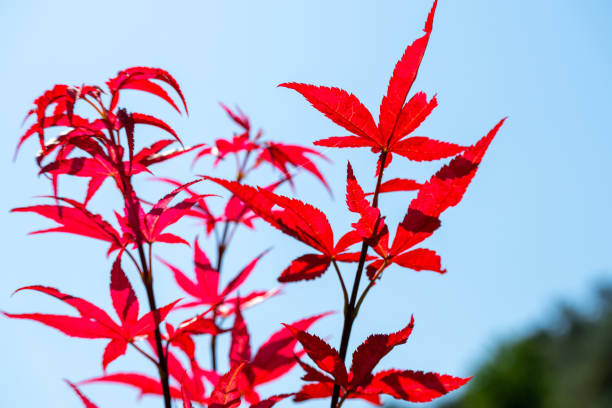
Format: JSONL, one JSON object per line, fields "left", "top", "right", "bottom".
{"left": 252, "top": 312, "right": 331, "bottom": 385}
{"left": 278, "top": 254, "right": 331, "bottom": 283}
{"left": 350, "top": 317, "right": 415, "bottom": 387}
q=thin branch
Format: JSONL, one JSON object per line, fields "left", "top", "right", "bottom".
{"left": 330, "top": 151, "right": 388, "bottom": 408}
{"left": 332, "top": 260, "right": 349, "bottom": 311}
{"left": 129, "top": 341, "right": 159, "bottom": 367}
{"left": 353, "top": 261, "right": 388, "bottom": 319}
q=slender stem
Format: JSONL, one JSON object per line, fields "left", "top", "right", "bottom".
{"left": 137, "top": 242, "right": 172, "bottom": 408}
{"left": 82, "top": 96, "right": 105, "bottom": 119}
{"left": 209, "top": 149, "right": 254, "bottom": 371}
{"left": 332, "top": 260, "right": 349, "bottom": 312}
{"left": 353, "top": 261, "right": 388, "bottom": 319}
{"left": 217, "top": 222, "right": 231, "bottom": 272}
{"left": 210, "top": 308, "right": 219, "bottom": 371}
{"left": 210, "top": 221, "right": 230, "bottom": 371}
{"left": 148, "top": 243, "right": 153, "bottom": 278}
{"left": 129, "top": 341, "right": 159, "bottom": 367}
{"left": 336, "top": 391, "right": 351, "bottom": 408}
{"left": 124, "top": 249, "right": 145, "bottom": 280}
{"left": 330, "top": 151, "right": 388, "bottom": 408}
{"left": 225, "top": 221, "right": 241, "bottom": 247}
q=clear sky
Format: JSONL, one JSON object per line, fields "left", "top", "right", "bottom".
{"left": 1, "top": 1, "right": 611, "bottom": 407}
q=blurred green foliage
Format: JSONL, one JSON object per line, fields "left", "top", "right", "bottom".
{"left": 435, "top": 286, "right": 612, "bottom": 408}
{"left": 384, "top": 285, "right": 612, "bottom": 408}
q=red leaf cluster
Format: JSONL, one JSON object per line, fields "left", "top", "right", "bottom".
{"left": 6, "top": 2, "right": 504, "bottom": 407}
{"left": 287, "top": 317, "right": 470, "bottom": 404}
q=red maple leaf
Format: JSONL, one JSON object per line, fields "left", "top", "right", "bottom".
{"left": 279, "top": 1, "right": 466, "bottom": 171}
{"left": 106, "top": 66, "right": 188, "bottom": 115}
{"left": 365, "top": 118, "right": 506, "bottom": 279}
{"left": 4, "top": 255, "right": 180, "bottom": 371}
{"left": 158, "top": 240, "right": 275, "bottom": 311}
{"left": 117, "top": 180, "right": 203, "bottom": 246}
{"left": 227, "top": 308, "right": 331, "bottom": 404}
{"left": 285, "top": 316, "right": 469, "bottom": 404}
{"left": 206, "top": 177, "right": 365, "bottom": 282}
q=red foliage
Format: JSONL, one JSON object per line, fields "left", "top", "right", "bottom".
{"left": 6, "top": 1, "right": 503, "bottom": 407}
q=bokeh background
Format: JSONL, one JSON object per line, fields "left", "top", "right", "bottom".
{"left": 1, "top": 0, "right": 611, "bottom": 407}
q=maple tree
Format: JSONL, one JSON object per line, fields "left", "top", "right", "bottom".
{"left": 5, "top": 1, "right": 504, "bottom": 407}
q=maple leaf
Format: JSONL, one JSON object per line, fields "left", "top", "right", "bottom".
{"left": 206, "top": 177, "right": 363, "bottom": 283}
{"left": 287, "top": 317, "right": 469, "bottom": 404}
{"left": 279, "top": 1, "right": 465, "bottom": 168}
{"left": 282, "top": 324, "right": 349, "bottom": 387}
{"left": 152, "top": 176, "right": 219, "bottom": 234}
{"left": 194, "top": 133, "right": 258, "bottom": 168}
{"left": 17, "top": 68, "right": 189, "bottom": 209}
{"left": 159, "top": 240, "right": 273, "bottom": 311}
{"left": 225, "top": 311, "right": 330, "bottom": 403}
{"left": 4, "top": 255, "right": 180, "bottom": 370}
{"left": 118, "top": 180, "right": 203, "bottom": 246}
{"left": 192, "top": 103, "right": 258, "bottom": 168}
{"left": 194, "top": 103, "right": 330, "bottom": 192}
{"left": 256, "top": 142, "right": 331, "bottom": 192}
{"left": 349, "top": 317, "right": 415, "bottom": 388}
{"left": 106, "top": 67, "right": 188, "bottom": 114}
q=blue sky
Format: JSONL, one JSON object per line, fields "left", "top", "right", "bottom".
{"left": 1, "top": 1, "right": 611, "bottom": 407}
